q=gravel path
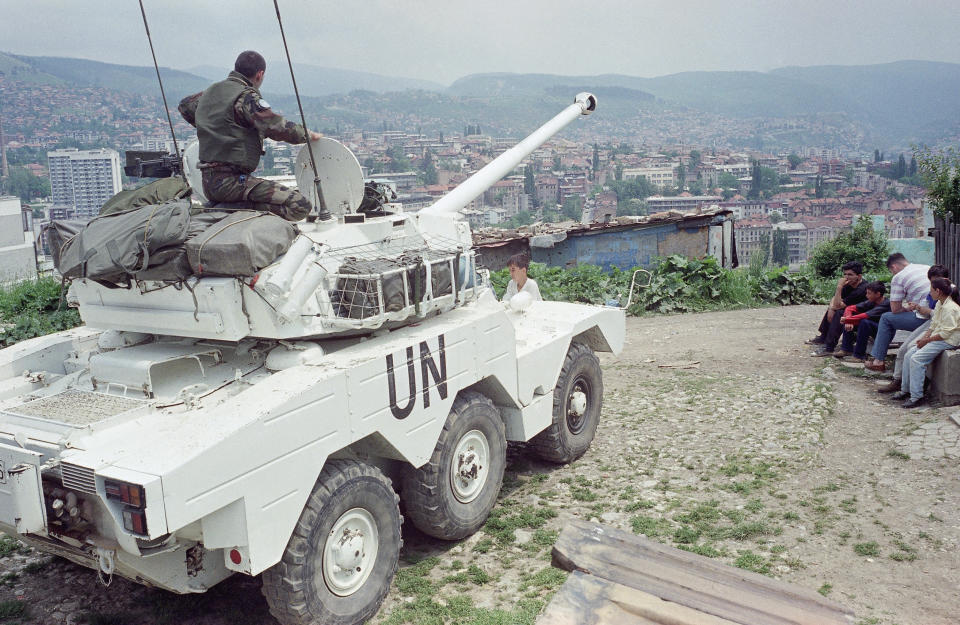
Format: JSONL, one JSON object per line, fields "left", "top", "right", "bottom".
{"left": 2, "top": 305, "right": 957, "bottom": 625}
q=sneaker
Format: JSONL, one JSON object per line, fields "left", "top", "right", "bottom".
{"left": 903, "top": 396, "right": 926, "bottom": 409}
{"left": 833, "top": 349, "right": 852, "bottom": 359}
{"left": 812, "top": 347, "right": 834, "bottom": 357}
{"left": 890, "top": 390, "right": 909, "bottom": 400}
{"left": 876, "top": 379, "right": 901, "bottom": 393}
{"left": 805, "top": 336, "right": 826, "bottom": 345}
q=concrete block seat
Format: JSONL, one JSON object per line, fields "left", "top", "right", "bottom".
{"left": 928, "top": 349, "right": 960, "bottom": 405}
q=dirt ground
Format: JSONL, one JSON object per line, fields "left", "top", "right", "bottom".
{"left": 2, "top": 305, "right": 958, "bottom": 625}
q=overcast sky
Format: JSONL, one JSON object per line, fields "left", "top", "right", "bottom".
{"left": 5, "top": 0, "right": 960, "bottom": 85}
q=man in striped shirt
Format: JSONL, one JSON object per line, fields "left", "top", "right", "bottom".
{"left": 865, "top": 253, "right": 932, "bottom": 372}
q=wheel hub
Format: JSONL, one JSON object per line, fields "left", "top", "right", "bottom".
{"left": 322, "top": 508, "right": 378, "bottom": 596}
{"left": 450, "top": 429, "right": 490, "bottom": 504}
{"left": 566, "top": 378, "right": 591, "bottom": 435}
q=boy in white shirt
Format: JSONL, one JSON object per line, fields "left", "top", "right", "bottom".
{"left": 502, "top": 254, "right": 542, "bottom": 303}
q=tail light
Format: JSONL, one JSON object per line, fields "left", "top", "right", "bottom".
{"left": 104, "top": 480, "right": 145, "bottom": 508}
{"left": 104, "top": 479, "right": 148, "bottom": 535}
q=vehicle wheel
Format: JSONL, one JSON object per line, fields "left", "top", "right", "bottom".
{"left": 261, "top": 459, "right": 402, "bottom": 625}
{"left": 530, "top": 342, "right": 603, "bottom": 463}
{"left": 401, "top": 391, "right": 506, "bottom": 541}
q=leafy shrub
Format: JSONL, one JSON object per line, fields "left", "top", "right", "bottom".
{"left": 916, "top": 146, "right": 960, "bottom": 223}
{"left": 491, "top": 255, "right": 818, "bottom": 315}
{"left": 0, "top": 277, "right": 81, "bottom": 346}
{"left": 807, "top": 216, "right": 889, "bottom": 278}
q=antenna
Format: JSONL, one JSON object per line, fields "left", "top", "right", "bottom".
{"left": 137, "top": 0, "right": 187, "bottom": 185}
{"left": 272, "top": 0, "right": 331, "bottom": 221}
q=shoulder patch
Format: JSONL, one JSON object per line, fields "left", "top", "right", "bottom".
{"left": 257, "top": 98, "right": 271, "bottom": 110}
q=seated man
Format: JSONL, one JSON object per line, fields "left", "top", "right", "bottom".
{"left": 877, "top": 264, "right": 950, "bottom": 392}
{"left": 502, "top": 254, "right": 542, "bottom": 303}
{"left": 865, "top": 253, "right": 932, "bottom": 372}
{"left": 178, "top": 50, "right": 322, "bottom": 222}
{"left": 834, "top": 281, "right": 889, "bottom": 361}
{"left": 808, "top": 261, "right": 867, "bottom": 357}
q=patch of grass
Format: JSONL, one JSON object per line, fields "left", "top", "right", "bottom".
{"left": 467, "top": 564, "right": 491, "bottom": 585}
{"left": 472, "top": 538, "right": 494, "bottom": 554}
{"left": 0, "top": 600, "right": 27, "bottom": 619}
{"left": 782, "top": 511, "right": 800, "bottom": 521}
{"left": 483, "top": 505, "right": 558, "bottom": 545}
{"left": 520, "top": 567, "right": 567, "bottom": 591}
{"left": 394, "top": 556, "right": 440, "bottom": 596}
{"left": 22, "top": 559, "right": 51, "bottom": 574}
{"left": 818, "top": 583, "right": 833, "bottom": 596}
{"left": 673, "top": 526, "right": 700, "bottom": 544}
{"left": 0, "top": 572, "right": 18, "bottom": 587}
{"left": 530, "top": 473, "right": 549, "bottom": 483}
{"left": 678, "top": 543, "right": 722, "bottom": 558}
{"left": 0, "top": 536, "right": 27, "bottom": 558}
{"left": 571, "top": 486, "right": 598, "bottom": 502}
{"left": 630, "top": 514, "right": 672, "bottom": 537}
{"left": 734, "top": 550, "right": 770, "bottom": 575}
{"left": 839, "top": 497, "right": 857, "bottom": 514}
{"left": 853, "top": 541, "right": 881, "bottom": 557}
{"left": 745, "top": 499, "right": 763, "bottom": 513}
{"left": 889, "top": 540, "right": 918, "bottom": 562}
{"left": 722, "top": 521, "right": 771, "bottom": 541}
{"left": 624, "top": 499, "right": 656, "bottom": 512}
{"left": 887, "top": 449, "right": 910, "bottom": 460}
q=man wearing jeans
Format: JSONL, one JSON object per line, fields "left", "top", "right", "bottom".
{"left": 865, "top": 253, "right": 931, "bottom": 372}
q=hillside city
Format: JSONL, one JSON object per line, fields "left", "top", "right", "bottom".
{"left": 0, "top": 67, "right": 931, "bottom": 270}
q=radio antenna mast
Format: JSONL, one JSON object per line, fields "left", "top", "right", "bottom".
{"left": 273, "top": 0, "right": 331, "bottom": 221}
{"left": 137, "top": 0, "right": 187, "bottom": 185}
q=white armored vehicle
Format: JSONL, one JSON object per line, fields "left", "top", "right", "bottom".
{"left": 0, "top": 94, "right": 624, "bottom": 624}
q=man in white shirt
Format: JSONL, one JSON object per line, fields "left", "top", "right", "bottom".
{"left": 502, "top": 253, "right": 542, "bottom": 303}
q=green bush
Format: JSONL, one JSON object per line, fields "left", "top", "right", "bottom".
{"left": 491, "top": 255, "right": 818, "bottom": 315}
{"left": 0, "top": 277, "right": 81, "bottom": 346}
{"left": 807, "top": 216, "right": 889, "bottom": 278}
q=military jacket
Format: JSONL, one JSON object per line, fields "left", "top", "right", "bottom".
{"left": 179, "top": 71, "right": 309, "bottom": 174}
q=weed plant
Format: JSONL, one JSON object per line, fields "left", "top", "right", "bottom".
{"left": 0, "top": 277, "right": 80, "bottom": 346}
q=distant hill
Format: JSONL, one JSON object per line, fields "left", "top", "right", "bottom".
{"left": 450, "top": 61, "right": 960, "bottom": 144}
{"left": 188, "top": 63, "right": 444, "bottom": 97}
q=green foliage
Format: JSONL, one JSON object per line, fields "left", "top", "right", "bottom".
{"left": 807, "top": 216, "right": 889, "bottom": 278}
{"left": 491, "top": 257, "right": 817, "bottom": 315}
{"left": 915, "top": 146, "right": 960, "bottom": 223}
{"left": 0, "top": 277, "right": 82, "bottom": 346}
{"left": 788, "top": 153, "right": 802, "bottom": 169}
{"left": 1, "top": 166, "right": 50, "bottom": 202}
{"left": 772, "top": 229, "right": 789, "bottom": 266}
{"left": 607, "top": 177, "right": 653, "bottom": 202}
{"left": 718, "top": 172, "right": 740, "bottom": 189}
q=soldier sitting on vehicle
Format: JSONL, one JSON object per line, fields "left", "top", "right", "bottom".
{"left": 178, "top": 50, "right": 322, "bottom": 221}
{"left": 502, "top": 253, "right": 542, "bottom": 303}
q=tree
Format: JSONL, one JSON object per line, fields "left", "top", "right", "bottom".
{"left": 718, "top": 172, "right": 739, "bottom": 189}
{"left": 772, "top": 229, "right": 789, "bottom": 266}
{"left": 874, "top": 149, "right": 881, "bottom": 163}
{"left": 788, "top": 153, "right": 802, "bottom": 169}
{"left": 421, "top": 149, "right": 438, "bottom": 185}
{"left": 909, "top": 156, "right": 917, "bottom": 177}
{"left": 675, "top": 161, "right": 686, "bottom": 192}
{"left": 553, "top": 155, "right": 562, "bottom": 172}
{"left": 688, "top": 149, "right": 701, "bottom": 168}
{"left": 561, "top": 195, "right": 584, "bottom": 221}
{"left": 614, "top": 162, "right": 624, "bottom": 181}
{"left": 815, "top": 175, "right": 824, "bottom": 199}
{"left": 753, "top": 232, "right": 771, "bottom": 269}
{"left": 4, "top": 166, "right": 49, "bottom": 202}
{"left": 523, "top": 166, "right": 538, "bottom": 208}
{"left": 896, "top": 153, "right": 907, "bottom": 179}
{"left": 915, "top": 146, "right": 960, "bottom": 223}
{"left": 591, "top": 143, "right": 600, "bottom": 180}
{"left": 747, "top": 161, "right": 762, "bottom": 199}
{"left": 779, "top": 174, "right": 793, "bottom": 185}
{"left": 769, "top": 212, "right": 784, "bottom": 224}
{"left": 807, "top": 215, "right": 889, "bottom": 278}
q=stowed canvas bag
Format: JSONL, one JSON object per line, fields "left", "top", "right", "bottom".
{"left": 53, "top": 200, "right": 196, "bottom": 283}
{"left": 185, "top": 211, "right": 298, "bottom": 276}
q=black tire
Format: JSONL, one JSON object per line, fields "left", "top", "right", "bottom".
{"left": 531, "top": 342, "right": 603, "bottom": 463}
{"left": 261, "top": 459, "right": 402, "bottom": 625}
{"left": 401, "top": 391, "right": 506, "bottom": 541}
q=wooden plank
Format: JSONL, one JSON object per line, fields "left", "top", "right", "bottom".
{"left": 551, "top": 520, "right": 855, "bottom": 625}
{"left": 537, "top": 571, "right": 741, "bottom": 625}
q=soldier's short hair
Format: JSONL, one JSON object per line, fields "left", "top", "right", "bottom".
{"left": 235, "top": 51, "right": 266, "bottom": 78}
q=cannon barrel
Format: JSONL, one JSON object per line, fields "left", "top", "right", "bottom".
{"left": 420, "top": 92, "right": 597, "bottom": 215}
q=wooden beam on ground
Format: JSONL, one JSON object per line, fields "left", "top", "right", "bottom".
{"left": 539, "top": 571, "right": 741, "bottom": 625}
{"left": 549, "top": 519, "right": 855, "bottom": 625}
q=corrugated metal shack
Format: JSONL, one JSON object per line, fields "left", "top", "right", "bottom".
{"left": 473, "top": 208, "right": 736, "bottom": 272}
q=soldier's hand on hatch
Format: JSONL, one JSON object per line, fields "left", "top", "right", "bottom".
{"left": 309, "top": 131, "right": 323, "bottom": 141}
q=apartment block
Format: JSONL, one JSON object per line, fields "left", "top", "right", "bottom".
{"left": 47, "top": 148, "right": 122, "bottom": 221}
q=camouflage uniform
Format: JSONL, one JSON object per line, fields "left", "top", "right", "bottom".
{"left": 179, "top": 73, "right": 313, "bottom": 221}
